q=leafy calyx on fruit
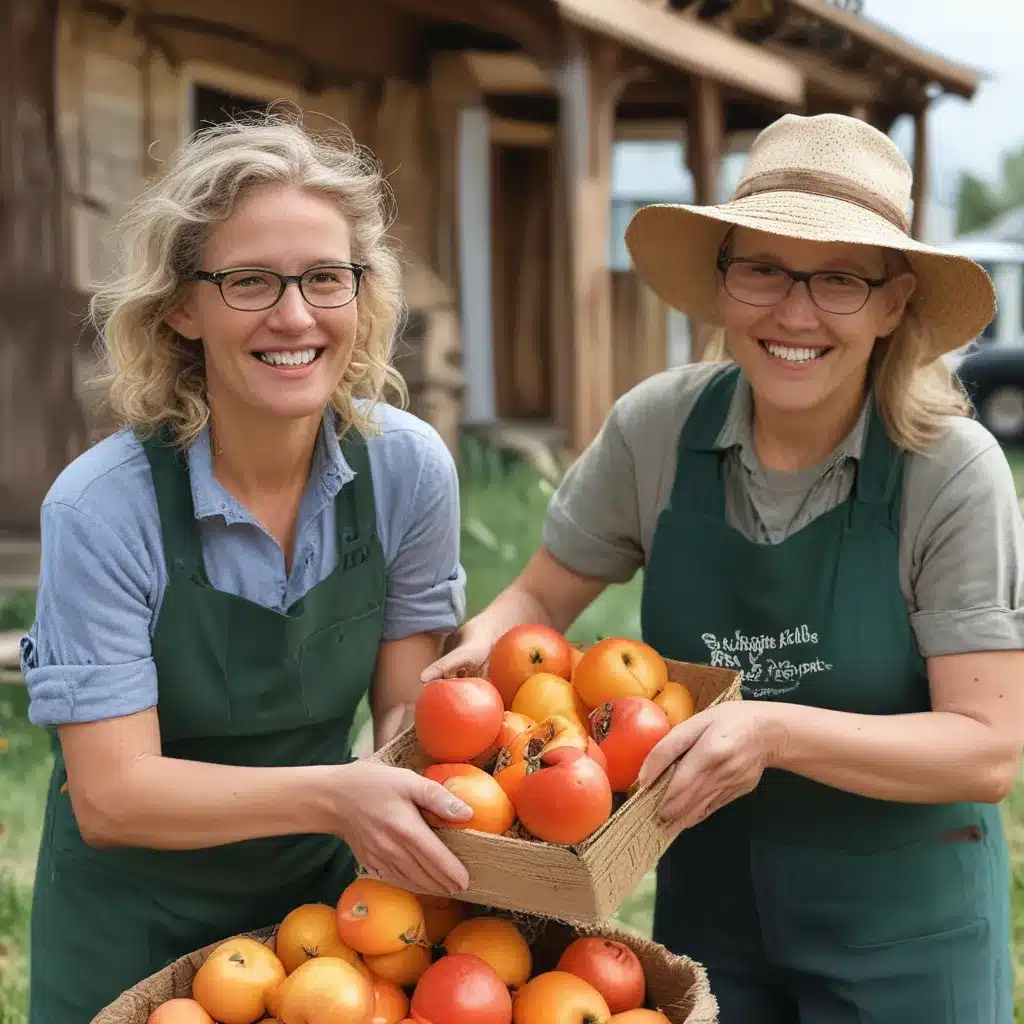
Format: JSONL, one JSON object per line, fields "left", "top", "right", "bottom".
{"left": 591, "top": 703, "right": 613, "bottom": 743}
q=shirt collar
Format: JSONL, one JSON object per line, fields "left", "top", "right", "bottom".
{"left": 186, "top": 409, "right": 355, "bottom": 523}
{"left": 713, "top": 370, "right": 871, "bottom": 472}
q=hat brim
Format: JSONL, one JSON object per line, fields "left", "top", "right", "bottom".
{"left": 624, "top": 192, "right": 996, "bottom": 357}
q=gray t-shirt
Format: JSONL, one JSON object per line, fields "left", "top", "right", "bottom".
{"left": 542, "top": 361, "right": 1024, "bottom": 658}
{"left": 21, "top": 402, "right": 466, "bottom": 727}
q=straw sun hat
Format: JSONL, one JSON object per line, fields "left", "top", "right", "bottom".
{"left": 624, "top": 112, "right": 996, "bottom": 356}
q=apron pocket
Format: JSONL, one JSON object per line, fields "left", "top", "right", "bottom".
{"left": 840, "top": 918, "right": 998, "bottom": 1024}
{"left": 298, "top": 603, "right": 381, "bottom": 726}
{"left": 764, "top": 827, "right": 996, "bottom": 955}
{"left": 846, "top": 915, "right": 986, "bottom": 951}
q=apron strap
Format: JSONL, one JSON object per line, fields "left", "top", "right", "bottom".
{"left": 850, "top": 396, "right": 905, "bottom": 533}
{"left": 669, "top": 364, "right": 741, "bottom": 517}
{"left": 141, "top": 426, "right": 208, "bottom": 583}
{"left": 337, "top": 425, "right": 376, "bottom": 571}
{"left": 669, "top": 364, "right": 904, "bottom": 529}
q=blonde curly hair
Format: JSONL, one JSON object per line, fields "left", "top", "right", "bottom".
{"left": 88, "top": 108, "right": 408, "bottom": 446}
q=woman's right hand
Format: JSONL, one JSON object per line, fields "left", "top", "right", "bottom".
{"left": 419, "top": 620, "right": 497, "bottom": 682}
{"left": 420, "top": 551, "right": 606, "bottom": 684}
{"left": 331, "top": 761, "right": 473, "bottom": 895}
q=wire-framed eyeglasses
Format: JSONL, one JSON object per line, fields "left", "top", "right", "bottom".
{"left": 183, "top": 263, "right": 366, "bottom": 311}
{"left": 717, "top": 255, "right": 889, "bottom": 315}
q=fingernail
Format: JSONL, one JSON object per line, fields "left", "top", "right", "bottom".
{"left": 448, "top": 799, "right": 472, "bottom": 818}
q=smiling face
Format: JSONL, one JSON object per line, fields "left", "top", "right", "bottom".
{"left": 716, "top": 227, "right": 916, "bottom": 418}
{"left": 166, "top": 184, "right": 360, "bottom": 427}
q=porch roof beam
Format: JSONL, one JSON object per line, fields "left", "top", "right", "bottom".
{"left": 764, "top": 44, "right": 895, "bottom": 107}
{"left": 782, "top": 0, "right": 981, "bottom": 99}
{"left": 552, "top": 0, "right": 805, "bottom": 108}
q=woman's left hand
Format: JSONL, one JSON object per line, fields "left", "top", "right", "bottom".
{"left": 637, "top": 701, "right": 789, "bottom": 833}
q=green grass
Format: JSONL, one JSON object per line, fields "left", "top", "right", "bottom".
{"left": 1, "top": 444, "right": 1023, "bottom": 1021}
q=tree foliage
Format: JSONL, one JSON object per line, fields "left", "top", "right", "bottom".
{"left": 956, "top": 144, "right": 1024, "bottom": 235}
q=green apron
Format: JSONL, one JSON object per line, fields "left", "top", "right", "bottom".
{"left": 29, "top": 425, "right": 385, "bottom": 1024}
{"left": 641, "top": 366, "right": 1012, "bottom": 1023}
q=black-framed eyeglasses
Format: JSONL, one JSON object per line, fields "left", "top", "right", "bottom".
{"left": 717, "top": 255, "right": 888, "bottom": 315}
{"left": 183, "top": 263, "right": 366, "bottom": 311}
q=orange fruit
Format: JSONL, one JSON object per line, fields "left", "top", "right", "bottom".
{"left": 363, "top": 940, "right": 432, "bottom": 987}
{"left": 336, "top": 878, "right": 426, "bottom": 956}
{"left": 443, "top": 916, "right": 532, "bottom": 989}
{"left": 275, "top": 903, "right": 365, "bottom": 976}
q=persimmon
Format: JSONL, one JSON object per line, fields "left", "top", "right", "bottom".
{"left": 510, "top": 676, "right": 589, "bottom": 731}
{"left": 590, "top": 697, "right": 671, "bottom": 793}
{"left": 276, "top": 903, "right": 366, "bottom": 976}
{"left": 372, "top": 977, "right": 410, "bottom": 1024}
{"left": 493, "top": 716, "right": 588, "bottom": 805}
{"left": 364, "top": 940, "right": 433, "bottom": 987}
{"left": 511, "top": 970, "right": 610, "bottom": 1024}
{"left": 422, "top": 763, "right": 516, "bottom": 835}
{"left": 572, "top": 639, "right": 667, "bottom": 710}
{"left": 417, "top": 893, "right": 468, "bottom": 944}
{"left": 411, "top": 953, "right": 513, "bottom": 1024}
{"left": 515, "top": 747, "right": 613, "bottom": 846}
{"left": 191, "top": 937, "right": 286, "bottom": 1024}
{"left": 472, "top": 711, "right": 537, "bottom": 769}
{"left": 336, "top": 878, "right": 427, "bottom": 956}
{"left": 265, "top": 956, "right": 374, "bottom": 1024}
{"left": 585, "top": 738, "right": 608, "bottom": 774}
{"left": 443, "top": 917, "right": 532, "bottom": 989}
{"left": 556, "top": 938, "right": 645, "bottom": 1014}
{"left": 415, "top": 677, "right": 505, "bottom": 763}
{"left": 488, "top": 624, "right": 574, "bottom": 707}
{"left": 652, "top": 680, "right": 694, "bottom": 727}
{"left": 496, "top": 715, "right": 588, "bottom": 771}
{"left": 608, "top": 1012, "right": 671, "bottom": 1023}
{"left": 147, "top": 998, "right": 214, "bottom": 1023}
{"left": 569, "top": 647, "right": 585, "bottom": 680}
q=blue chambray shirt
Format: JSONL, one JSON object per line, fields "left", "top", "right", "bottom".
{"left": 20, "top": 402, "right": 466, "bottom": 727}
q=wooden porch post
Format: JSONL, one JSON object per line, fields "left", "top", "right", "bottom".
{"left": 554, "top": 28, "right": 623, "bottom": 452}
{"left": 0, "top": 0, "right": 86, "bottom": 533}
{"left": 686, "top": 76, "right": 724, "bottom": 362}
{"left": 911, "top": 106, "right": 929, "bottom": 241}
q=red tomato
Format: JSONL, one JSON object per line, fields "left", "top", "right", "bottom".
{"left": 556, "top": 936, "right": 646, "bottom": 1014}
{"left": 514, "top": 747, "right": 613, "bottom": 845}
{"left": 590, "top": 696, "right": 671, "bottom": 792}
{"left": 415, "top": 677, "right": 504, "bottom": 763}
{"left": 487, "top": 625, "right": 573, "bottom": 708}
{"left": 410, "top": 953, "right": 513, "bottom": 1024}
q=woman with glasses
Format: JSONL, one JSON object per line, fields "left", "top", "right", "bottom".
{"left": 425, "top": 113, "right": 1024, "bottom": 1022}
{"left": 21, "top": 113, "right": 472, "bottom": 1023}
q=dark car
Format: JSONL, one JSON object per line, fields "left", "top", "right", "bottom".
{"left": 954, "top": 344, "right": 1024, "bottom": 444}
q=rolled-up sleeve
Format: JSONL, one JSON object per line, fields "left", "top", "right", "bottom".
{"left": 22, "top": 501, "right": 158, "bottom": 726}
{"left": 542, "top": 406, "right": 645, "bottom": 584}
{"left": 381, "top": 433, "right": 466, "bottom": 641}
{"left": 909, "top": 440, "right": 1024, "bottom": 657}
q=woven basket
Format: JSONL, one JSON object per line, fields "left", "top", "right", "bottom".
{"left": 91, "top": 914, "right": 718, "bottom": 1023}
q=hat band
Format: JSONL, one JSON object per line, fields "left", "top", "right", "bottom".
{"left": 731, "top": 168, "right": 911, "bottom": 234}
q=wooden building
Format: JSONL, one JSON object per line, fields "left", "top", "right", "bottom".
{"left": 1, "top": 0, "right": 980, "bottom": 531}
